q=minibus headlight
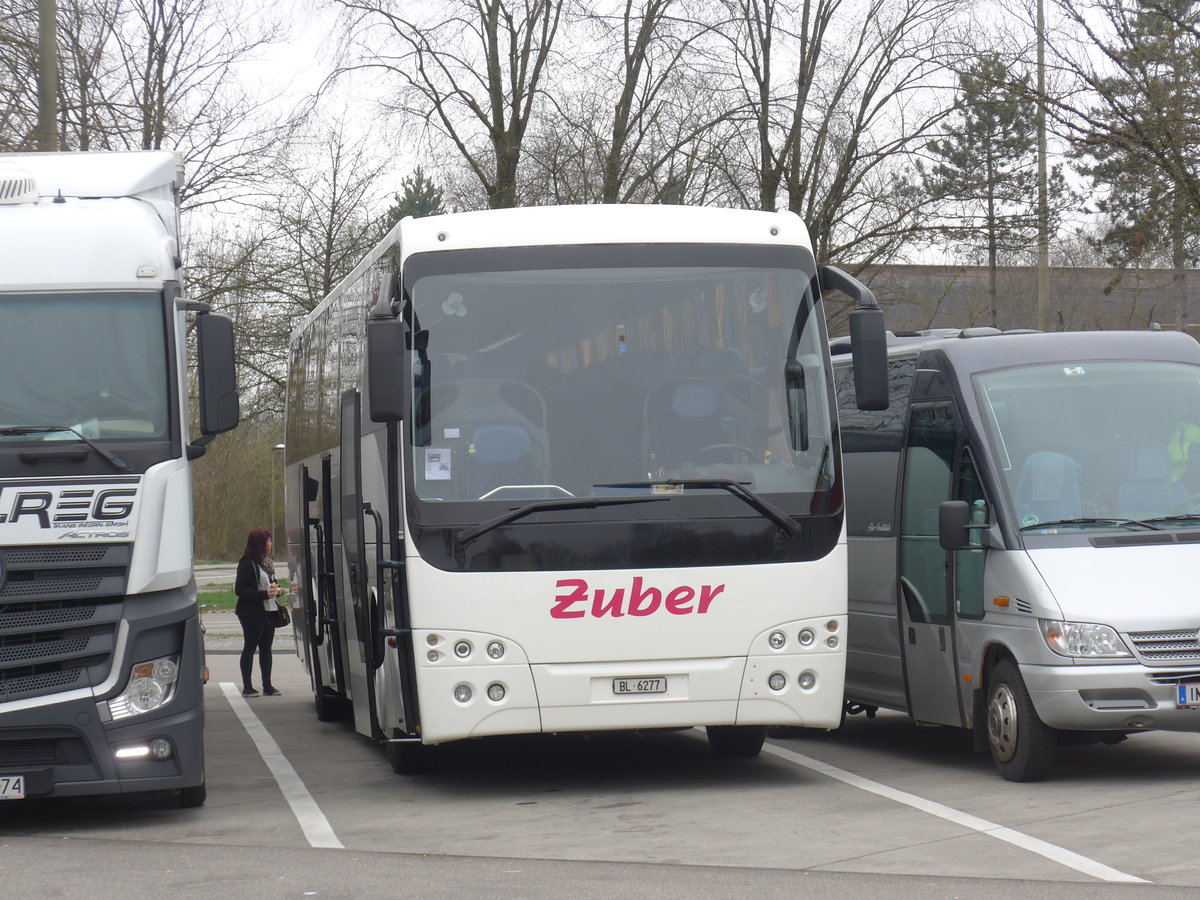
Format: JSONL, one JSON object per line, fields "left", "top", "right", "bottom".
{"left": 1040, "top": 620, "right": 1132, "bottom": 658}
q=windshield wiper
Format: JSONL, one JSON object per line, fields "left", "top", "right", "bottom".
{"left": 0, "top": 425, "right": 132, "bottom": 472}
{"left": 596, "top": 478, "right": 800, "bottom": 536}
{"left": 1139, "top": 514, "right": 1200, "bottom": 524}
{"left": 1018, "top": 516, "right": 1160, "bottom": 532}
{"left": 455, "top": 495, "right": 668, "bottom": 546}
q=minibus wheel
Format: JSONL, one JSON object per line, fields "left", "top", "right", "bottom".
{"left": 706, "top": 724, "right": 766, "bottom": 758}
{"left": 986, "top": 660, "right": 1056, "bottom": 782}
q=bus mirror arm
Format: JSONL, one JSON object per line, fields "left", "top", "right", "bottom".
{"left": 819, "top": 265, "right": 888, "bottom": 411}
{"left": 938, "top": 500, "right": 991, "bottom": 551}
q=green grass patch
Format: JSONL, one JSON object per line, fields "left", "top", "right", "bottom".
{"left": 199, "top": 579, "right": 288, "bottom": 612}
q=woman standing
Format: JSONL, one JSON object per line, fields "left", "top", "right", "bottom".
{"left": 234, "top": 528, "right": 283, "bottom": 697}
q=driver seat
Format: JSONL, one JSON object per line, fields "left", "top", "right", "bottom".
{"left": 1118, "top": 445, "right": 1188, "bottom": 519}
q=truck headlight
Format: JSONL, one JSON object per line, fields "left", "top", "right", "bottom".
{"left": 108, "top": 655, "right": 180, "bottom": 720}
{"left": 1039, "top": 620, "right": 1131, "bottom": 658}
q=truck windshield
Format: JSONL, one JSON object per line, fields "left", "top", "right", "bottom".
{"left": 976, "top": 360, "right": 1200, "bottom": 529}
{"left": 405, "top": 246, "right": 834, "bottom": 508}
{"left": 0, "top": 292, "right": 170, "bottom": 442}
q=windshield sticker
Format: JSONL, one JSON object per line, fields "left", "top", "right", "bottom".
{"left": 425, "top": 448, "right": 452, "bottom": 480}
{"left": 1063, "top": 366, "right": 1086, "bottom": 376}
{"left": 1022, "top": 514, "right": 1039, "bottom": 526}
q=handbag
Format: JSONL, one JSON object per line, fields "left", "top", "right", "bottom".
{"left": 272, "top": 604, "right": 291, "bottom": 628}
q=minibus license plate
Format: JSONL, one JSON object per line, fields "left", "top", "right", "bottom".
{"left": 0, "top": 775, "right": 24, "bottom": 800}
{"left": 1176, "top": 683, "right": 1200, "bottom": 708}
{"left": 613, "top": 677, "right": 666, "bottom": 695}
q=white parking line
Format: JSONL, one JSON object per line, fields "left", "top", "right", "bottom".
{"left": 220, "top": 682, "right": 344, "bottom": 850}
{"left": 762, "top": 742, "right": 1149, "bottom": 884}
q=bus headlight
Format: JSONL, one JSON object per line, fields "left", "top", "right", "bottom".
{"left": 768, "top": 672, "right": 787, "bottom": 691}
{"left": 108, "top": 655, "right": 180, "bottom": 720}
{"left": 1040, "top": 620, "right": 1132, "bottom": 658}
{"left": 768, "top": 631, "right": 786, "bottom": 650}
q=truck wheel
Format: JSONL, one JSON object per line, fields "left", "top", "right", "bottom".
{"left": 178, "top": 781, "right": 206, "bottom": 808}
{"left": 706, "top": 725, "right": 766, "bottom": 758}
{"left": 987, "top": 659, "right": 1056, "bottom": 782}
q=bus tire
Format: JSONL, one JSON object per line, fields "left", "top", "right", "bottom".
{"left": 986, "top": 659, "right": 1057, "bottom": 782}
{"left": 387, "top": 740, "right": 434, "bottom": 774}
{"left": 314, "top": 688, "right": 351, "bottom": 722}
{"left": 178, "top": 780, "right": 207, "bottom": 808}
{"left": 706, "top": 725, "right": 766, "bottom": 758}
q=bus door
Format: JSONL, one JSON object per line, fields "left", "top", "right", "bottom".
{"left": 898, "top": 402, "right": 965, "bottom": 726}
{"left": 340, "top": 389, "right": 380, "bottom": 738}
{"left": 319, "top": 454, "right": 348, "bottom": 697}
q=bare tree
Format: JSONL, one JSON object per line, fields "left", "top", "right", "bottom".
{"left": 716, "top": 0, "right": 968, "bottom": 271}
{"left": 334, "top": 0, "right": 567, "bottom": 209}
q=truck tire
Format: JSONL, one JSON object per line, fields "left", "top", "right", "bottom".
{"left": 178, "top": 781, "right": 207, "bottom": 808}
{"left": 706, "top": 725, "right": 766, "bottom": 758}
{"left": 987, "top": 659, "right": 1057, "bottom": 782}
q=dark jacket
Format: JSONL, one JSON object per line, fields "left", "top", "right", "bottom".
{"left": 234, "top": 556, "right": 272, "bottom": 618}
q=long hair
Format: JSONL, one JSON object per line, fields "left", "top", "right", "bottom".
{"left": 242, "top": 528, "right": 272, "bottom": 567}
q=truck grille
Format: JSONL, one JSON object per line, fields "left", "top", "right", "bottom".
{"left": 1126, "top": 628, "right": 1200, "bottom": 664}
{"left": 0, "top": 544, "right": 129, "bottom": 703}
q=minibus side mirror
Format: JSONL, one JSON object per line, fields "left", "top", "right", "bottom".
{"left": 939, "top": 500, "right": 971, "bottom": 550}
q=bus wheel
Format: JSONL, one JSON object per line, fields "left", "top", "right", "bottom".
{"left": 386, "top": 739, "right": 435, "bottom": 774}
{"left": 986, "top": 660, "right": 1057, "bottom": 782}
{"left": 314, "top": 688, "right": 351, "bottom": 722}
{"left": 706, "top": 725, "right": 766, "bottom": 758}
{"left": 178, "top": 781, "right": 206, "bottom": 808}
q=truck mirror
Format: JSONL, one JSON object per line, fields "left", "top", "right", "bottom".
{"left": 196, "top": 312, "right": 239, "bottom": 435}
{"left": 818, "top": 265, "right": 888, "bottom": 411}
{"left": 938, "top": 500, "right": 971, "bottom": 551}
{"left": 366, "top": 314, "right": 407, "bottom": 422}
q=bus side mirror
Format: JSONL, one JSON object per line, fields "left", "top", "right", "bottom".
{"left": 819, "top": 265, "right": 888, "bottom": 411}
{"left": 366, "top": 314, "right": 407, "bottom": 422}
{"left": 939, "top": 500, "right": 971, "bottom": 550}
{"left": 196, "top": 312, "right": 239, "bottom": 435}
{"left": 849, "top": 305, "right": 888, "bottom": 411}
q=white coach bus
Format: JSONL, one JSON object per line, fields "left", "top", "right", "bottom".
{"left": 283, "top": 204, "right": 886, "bottom": 771}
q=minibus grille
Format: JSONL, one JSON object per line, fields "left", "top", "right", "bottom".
{"left": 1126, "top": 629, "right": 1200, "bottom": 663}
{"left": 0, "top": 544, "right": 129, "bottom": 703}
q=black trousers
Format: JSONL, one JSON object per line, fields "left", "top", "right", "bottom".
{"left": 236, "top": 610, "right": 276, "bottom": 690}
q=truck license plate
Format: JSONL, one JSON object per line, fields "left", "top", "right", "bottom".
{"left": 1176, "top": 683, "right": 1200, "bottom": 708}
{"left": 0, "top": 775, "right": 25, "bottom": 800}
{"left": 613, "top": 677, "right": 666, "bottom": 695}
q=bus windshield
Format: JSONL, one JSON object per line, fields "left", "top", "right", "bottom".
{"left": 976, "top": 360, "right": 1200, "bottom": 529}
{"left": 406, "top": 247, "right": 834, "bottom": 507}
{"left": 0, "top": 292, "right": 170, "bottom": 442}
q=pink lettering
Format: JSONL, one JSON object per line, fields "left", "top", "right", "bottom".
{"left": 592, "top": 587, "right": 625, "bottom": 617}
{"left": 698, "top": 583, "right": 725, "bottom": 613}
{"left": 551, "top": 579, "right": 588, "bottom": 618}
{"left": 550, "top": 577, "right": 724, "bottom": 619}
{"left": 628, "top": 577, "right": 661, "bottom": 616}
{"left": 664, "top": 585, "right": 695, "bottom": 614}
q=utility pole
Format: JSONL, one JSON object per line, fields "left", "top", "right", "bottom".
{"left": 1036, "top": 0, "right": 1050, "bottom": 331}
{"left": 36, "top": 0, "right": 58, "bottom": 151}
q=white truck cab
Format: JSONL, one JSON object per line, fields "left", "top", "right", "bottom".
{"left": 0, "top": 151, "right": 237, "bottom": 805}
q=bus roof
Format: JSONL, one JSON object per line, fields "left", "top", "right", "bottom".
{"left": 297, "top": 204, "right": 814, "bottom": 341}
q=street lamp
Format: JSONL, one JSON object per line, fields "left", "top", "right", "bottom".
{"left": 271, "top": 443, "right": 285, "bottom": 543}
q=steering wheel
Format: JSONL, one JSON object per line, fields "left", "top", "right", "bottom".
{"left": 685, "top": 443, "right": 759, "bottom": 465}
